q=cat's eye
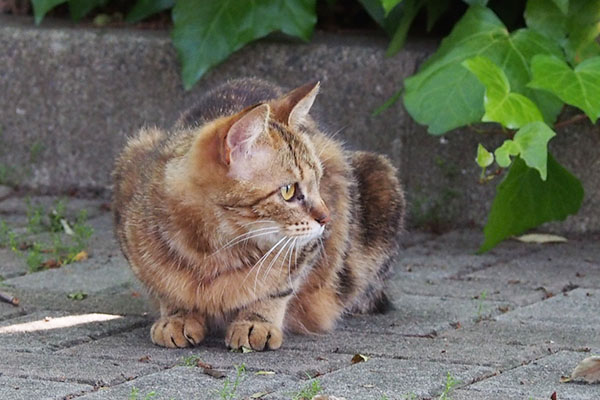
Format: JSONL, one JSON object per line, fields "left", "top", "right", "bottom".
{"left": 281, "top": 184, "right": 296, "bottom": 201}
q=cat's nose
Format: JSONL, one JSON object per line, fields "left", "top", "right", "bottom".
{"left": 311, "top": 203, "right": 330, "bottom": 225}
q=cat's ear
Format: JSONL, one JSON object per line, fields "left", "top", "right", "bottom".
{"left": 270, "top": 81, "right": 320, "bottom": 129}
{"left": 223, "top": 104, "right": 270, "bottom": 165}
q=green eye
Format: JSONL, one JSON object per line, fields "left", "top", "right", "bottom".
{"left": 281, "top": 184, "right": 295, "bottom": 201}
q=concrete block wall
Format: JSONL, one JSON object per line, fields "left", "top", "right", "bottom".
{"left": 1, "top": 15, "right": 598, "bottom": 232}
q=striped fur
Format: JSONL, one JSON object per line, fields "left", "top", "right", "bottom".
{"left": 113, "top": 78, "right": 404, "bottom": 350}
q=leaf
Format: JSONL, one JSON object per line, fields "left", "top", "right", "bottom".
{"left": 479, "top": 154, "right": 584, "bottom": 253}
{"left": 462, "top": 56, "right": 544, "bottom": 129}
{"left": 476, "top": 144, "right": 493, "bottom": 168}
{"left": 31, "top": 0, "right": 67, "bottom": 25}
{"left": 382, "top": 0, "right": 402, "bottom": 15}
{"left": 561, "top": 356, "right": 600, "bottom": 383}
{"left": 462, "top": 0, "right": 488, "bottom": 5}
{"left": 67, "top": 291, "right": 88, "bottom": 300}
{"left": 241, "top": 346, "right": 254, "bottom": 353}
{"left": 551, "top": 0, "right": 569, "bottom": 14}
{"left": 529, "top": 55, "right": 600, "bottom": 123}
{"left": 202, "top": 368, "right": 226, "bottom": 379}
{"left": 516, "top": 233, "right": 567, "bottom": 243}
{"left": 68, "top": 0, "right": 108, "bottom": 21}
{"left": 250, "top": 392, "right": 270, "bottom": 399}
{"left": 255, "top": 370, "right": 275, "bottom": 375}
{"left": 126, "top": 0, "right": 174, "bottom": 23}
{"left": 425, "top": 0, "right": 450, "bottom": 32}
{"left": 525, "top": 0, "right": 568, "bottom": 40}
{"left": 493, "top": 122, "right": 556, "bottom": 180}
{"left": 403, "top": 6, "right": 563, "bottom": 134}
{"left": 72, "top": 250, "right": 88, "bottom": 262}
{"left": 386, "top": 0, "right": 421, "bottom": 56}
{"left": 372, "top": 88, "right": 403, "bottom": 116}
{"left": 172, "top": 0, "right": 317, "bottom": 90}
{"left": 351, "top": 354, "right": 369, "bottom": 364}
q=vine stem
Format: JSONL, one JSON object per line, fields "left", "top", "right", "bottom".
{"left": 554, "top": 113, "right": 588, "bottom": 129}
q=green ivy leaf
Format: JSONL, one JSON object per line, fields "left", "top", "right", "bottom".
{"left": 382, "top": 0, "right": 403, "bottom": 15}
{"left": 126, "top": 0, "right": 174, "bottom": 23}
{"left": 551, "top": 0, "right": 569, "bottom": 14}
{"left": 172, "top": 0, "right": 316, "bottom": 90}
{"left": 476, "top": 144, "right": 493, "bottom": 168}
{"left": 386, "top": 0, "right": 421, "bottom": 56}
{"left": 494, "top": 121, "right": 556, "bottom": 179}
{"left": 403, "top": 6, "right": 563, "bottom": 134}
{"left": 494, "top": 140, "right": 519, "bottom": 168}
{"left": 425, "top": 0, "right": 450, "bottom": 32}
{"left": 462, "top": 0, "right": 488, "bottom": 5}
{"left": 31, "top": 0, "right": 67, "bottom": 24}
{"left": 525, "top": 0, "right": 567, "bottom": 41}
{"left": 479, "top": 154, "right": 583, "bottom": 253}
{"left": 529, "top": 55, "right": 600, "bottom": 123}
{"left": 463, "top": 56, "right": 543, "bottom": 129}
{"left": 68, "top": 0, "right": 108, "bottom": 21}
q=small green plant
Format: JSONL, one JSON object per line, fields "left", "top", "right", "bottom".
{"left": 67, "top": 290, "right": 88, "bottom": 300}
{"left": 129, "top": 386, "right": 157, "bottom": 400}
{"left": 291, "top": 378, "right": 322, "bottom": 400}
{"left": 438, "top": 372, "right": 460, "bottom": 400}
{"left": 25, "top": 199, "right": 45, "bottom": 234}
{"left": 217, "top": 363, "right": 246, "bottom": 400}
{"left": 402, "top": 394, "right": 417, "bottom": 400}
{"left": 475, "top": 290, "right": 488, "bottom": 320}
{"left": 25, "top": 242, "right": 44, "bottom": 272}
{"left": 179, "top": 354, "right": 201, "bottom": 367}
{"left": 48, "top": 199, "right": 67, "bottom": 233}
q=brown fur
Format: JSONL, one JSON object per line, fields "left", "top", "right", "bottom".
{"left": 113, "top": 78, "right": 405, "bottom": 350}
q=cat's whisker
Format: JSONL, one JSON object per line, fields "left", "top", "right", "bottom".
{"left": 211, "top": 227, "right": 279, "bottom": 255}
{"left": 245, "top": 236, "right": 287, "bottom": 291}
{"left": 264, "top": 237, "right": 294, "bottom": 279}
{"left": 288, "top": 238, "right": 298, "bottom": 297}
{"left": 238, "top": 220, "right": 276, "bottom": 227}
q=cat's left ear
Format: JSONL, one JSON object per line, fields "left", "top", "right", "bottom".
{"left": 270, "top": 81, "right": 320, "bottom": 129}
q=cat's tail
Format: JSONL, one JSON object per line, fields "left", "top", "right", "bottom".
{"left": 345, "top": 151, "right": 405, "bottom": 314}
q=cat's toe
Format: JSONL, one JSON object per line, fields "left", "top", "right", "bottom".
{"left": 183, "top": 315, "right": 206, "bottom": 345}
{"left": 225, "top": 321, "right": 282, "bottom": 351}
{"left": 151, "top": 316, "right": 196, "bottom": 348}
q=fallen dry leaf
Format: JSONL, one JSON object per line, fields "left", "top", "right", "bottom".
{"left": 250, "top": 392, "right": 270, "bottom": 398}
{"left": 550, "top": 391, "right": 557, "bottom": 400}
{"left": 72, "top": 250, "right": 88, "bottom": 262}
{"left": 196, "top": 359, "right": 212, "bottom": 369}
{"left": 351, "top": 354, "right": 369, "bottom": 364}
{"left": 255, "top": 370, "right": 275, "bottom": 375}
{"left": 138, "top": 355, "right": 151, "bottom": 363}
{"left": 561, "top": 356, "right": 600, "bottom": 384}
{"left": 43, "top": 259, "right": 62, "bottom": 269}
{"left": 516, "top": 233, "right": 567, "bottom": 244}
{"left": 202, "top": 367, "right": 225, "bottom": 379}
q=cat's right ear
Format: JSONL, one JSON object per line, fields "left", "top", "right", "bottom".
{"left": 222, "top": 104, "right": 270, "bottom": 166}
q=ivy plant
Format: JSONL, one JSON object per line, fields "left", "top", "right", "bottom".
{"left": 29, "top": 0, "right": 599, "bottom": 251}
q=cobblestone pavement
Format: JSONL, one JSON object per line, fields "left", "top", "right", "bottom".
{"left": 0, "top": 193, "right": 598, "bottom": 400}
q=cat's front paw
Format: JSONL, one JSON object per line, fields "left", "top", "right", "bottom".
{"left": 150, "top": 313, "right": 206, "bottom": 348}
{"left": 225, "top": 321, "right": 283, "bottom": 351}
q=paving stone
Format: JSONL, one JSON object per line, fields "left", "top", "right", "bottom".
{"left": 498, "top": 288, "right": 600, "bottom": 327}
{"left": 338, "top": 293, "right": 508, "bottom": 336}
{"left": 0, "top": 349, "right": 161, "bottom": 386}
{"left": 0, "top": 196, "right": 105, "bottom": 220}
{"left": 0, "top": 376, "right": 92, "bottom": 400}
{"left": 284, "top": 329, "right": 553, "bottom": 370}
{"left": 3, "top": 253, "right": 136, "bottom": 294}
{"left": 466, "top": 351, "right": 600, "bottom": 400}
{"left": 0, "top": 185, "right": 13, "bottom": 200}
{"left": 0, "top": 301, "right": 25, "bottom": 322}
{"left": 441, "top": 319, "right": 600, "bottom": 352}
{"left": 77, "top": 365, "right": 299, "bottom": 400}
{"left": 0, "top": 248, "right": 25, "bottom": 279}
{"left": 59, "top": 326, "right": 356, "bottom": 379}
{"left": 0, "top": 310, "right": 148, "bottom": 352}
{"left": 270, "top": 358, "right": 494, "bottom": 400}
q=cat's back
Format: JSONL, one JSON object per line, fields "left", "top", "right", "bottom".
{"left": 176, "top": 78, "right": 284, "bottom": 128}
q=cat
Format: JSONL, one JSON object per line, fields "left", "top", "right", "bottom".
{"left": 112, "top": 78, "right": 405, "bottom": 351}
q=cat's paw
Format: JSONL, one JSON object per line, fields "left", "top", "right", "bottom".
{"left": 225, "top": 321, "right": 283, "bottom": 351}
{"left": 150, "top": 313, "right": 206, "bottom": 348}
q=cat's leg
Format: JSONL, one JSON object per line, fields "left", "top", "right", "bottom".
{"left": 150, "top": 302, "right": 207, "bottom": 348}
{"left": 225, "top": 295, "right": 290, "bottom": 351}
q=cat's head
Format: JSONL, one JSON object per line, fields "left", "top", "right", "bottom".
{"left": 189, "top": 82, "right": 330, "bottom": 248}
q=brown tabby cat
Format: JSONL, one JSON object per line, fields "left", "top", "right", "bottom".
{"left": 113, "top": 78, "right": 404, "bottom": 351}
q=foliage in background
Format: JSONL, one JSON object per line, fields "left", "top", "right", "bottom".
{"left": 29, "top": 0, "right": 599, "bottom": 251}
